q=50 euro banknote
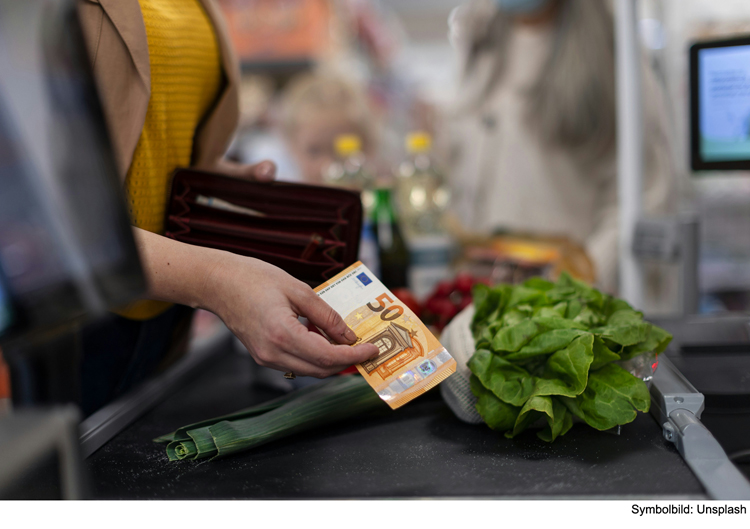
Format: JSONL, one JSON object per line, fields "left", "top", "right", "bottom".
{"left": 315, "top": 262, "right": 456, "bottom": 409}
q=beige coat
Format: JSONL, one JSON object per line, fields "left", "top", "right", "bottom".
{"left": 447, "top": 16, "right": 676, "bottom": 303}
{"left": 76, "top": 0, "right": 240, "bottom": 181}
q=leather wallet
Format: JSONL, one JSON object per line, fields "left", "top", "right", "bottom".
{"left": 165, "top": 169, "right": 363, "bottom": 285}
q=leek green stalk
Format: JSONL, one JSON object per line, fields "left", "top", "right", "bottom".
{"left": 154, "top": 375, "right": 385, "bottom": 461}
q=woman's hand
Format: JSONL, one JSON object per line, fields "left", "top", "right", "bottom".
{"left": 202, "top": 253, "right": 378, "bottom": 377}
{"left": 208, "top": 158, "right": 276, "bottom": 182}
{"left": 132, "top": 229, "right": 377, "bottom": 377}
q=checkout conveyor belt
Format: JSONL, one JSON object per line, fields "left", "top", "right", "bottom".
{"left": 85, "top": 349, "right": 709, "bottom": 500}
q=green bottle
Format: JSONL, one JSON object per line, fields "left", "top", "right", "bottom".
{"left": 372, "top": 187, "right": 409, "bottom": 289}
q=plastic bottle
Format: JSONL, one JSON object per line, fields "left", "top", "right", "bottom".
{"left": 395, "top": 132, "right": 454, "bottom": 300}
{"left": 324, "top": 134, "right": 379, "bottom": 276}
{"left": 395, "top": 132, "right": 450, "bottom": 237}
{"left": 325, "top": 134, "right": 375, "bottom": 213}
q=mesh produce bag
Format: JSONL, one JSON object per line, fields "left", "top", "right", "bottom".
{"left": 440, "top": 305, "right": 483, "bottom": 424}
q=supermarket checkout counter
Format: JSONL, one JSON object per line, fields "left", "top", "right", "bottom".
{"left": 83, "top": 335, "right": 708, "bottom": 500}
{"left": 78, "top": 301, "right": 750, "bottom": 500}
{"left": 2, "top": 0, "right": 749, "bottom": 501}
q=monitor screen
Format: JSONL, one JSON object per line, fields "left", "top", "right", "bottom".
{"left": 0, "top": 0, "right": 144, "bottom": 341}
{"left": 691, "top": 36, "right": 750, "bottom": 171}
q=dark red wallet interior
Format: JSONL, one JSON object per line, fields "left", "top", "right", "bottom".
{"left": 165, "top": 169, "right": 362, "bottom": 285}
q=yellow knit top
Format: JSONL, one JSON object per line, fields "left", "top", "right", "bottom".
{"left": 117, "top": 0, "right": 222, "bottom": 321}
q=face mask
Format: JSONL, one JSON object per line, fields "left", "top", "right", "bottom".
{"left": 494, "top": 0, "right": 553, "bottom": 15}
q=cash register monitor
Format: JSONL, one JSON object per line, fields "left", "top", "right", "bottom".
{"left": 0, "top": 0, "right": 144, "bottom": 342}
{"left": 690, "top": 35, "right": 750, "bottom": 171}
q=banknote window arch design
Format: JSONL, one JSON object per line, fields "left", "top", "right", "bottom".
{"left": 375, "top": 336, "right": 393, "bottom": 355}
{"left": 362, "top": 322, "right": 423, "bottom": 377}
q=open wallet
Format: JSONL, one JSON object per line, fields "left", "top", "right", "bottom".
{"left": 165, "top": 169, "right": 363, "bottom": 285}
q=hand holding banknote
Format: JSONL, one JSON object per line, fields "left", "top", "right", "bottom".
{"left": 204, "top": 253, "right": 379, "bottom": 377}
{"left": 315, "top": 262, "right": 456, "bottom": 409}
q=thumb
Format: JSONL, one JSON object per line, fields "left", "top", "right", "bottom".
{"left": 295, "top": 290, "right": 358, "bottom": 345}
{"left": 349, "top": 342, "right": 381, "bottom": 363}
{"left": 247, "top": 160, "right": 276, "bottom": 182}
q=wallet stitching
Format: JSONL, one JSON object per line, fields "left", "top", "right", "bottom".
{"left": 175, "top": 234, "right": 335, "bottom": 266}
{"left": 321, "top": 204, "right": 351, "bottom": 279}
{"left": 165, "top": 182, "right": 192, "bottom": 238}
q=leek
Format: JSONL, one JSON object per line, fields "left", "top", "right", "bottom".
{"left": 154, "top": 374, "right": 385, "bottom": 461}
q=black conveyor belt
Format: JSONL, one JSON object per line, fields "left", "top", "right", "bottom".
{"left": 85, "top": 350, "right": 705, "bottom": 499}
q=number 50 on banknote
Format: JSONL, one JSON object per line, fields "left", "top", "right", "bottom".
{"left": 315, "top": 262, "right": 456, "bottom": 409}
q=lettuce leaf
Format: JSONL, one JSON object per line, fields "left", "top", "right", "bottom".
{"left": 470, "top": 375, "right": 521, "bottom": 431}
{"left": 561, "top": 364, "right": 651, "bottom": 431}
{"left": 468, "top": 350, "right": 535, "bottom": 406}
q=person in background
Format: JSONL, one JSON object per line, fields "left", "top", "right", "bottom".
{"left": 446, "top": 0, "right": 676, "bottom": 297}
{"left": 76, "top": 0, "right": 377, "bottom": 414}
{"left": 280, "top": 72, "right": 377, "bottom": 184}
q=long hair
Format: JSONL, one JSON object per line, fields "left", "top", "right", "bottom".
{"left": 460, "top": 0, "right": 617, "bottom": 160}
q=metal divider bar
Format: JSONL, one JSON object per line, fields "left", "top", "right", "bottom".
{"left": 651, "top": 355, "right": 750, "bottom": 500}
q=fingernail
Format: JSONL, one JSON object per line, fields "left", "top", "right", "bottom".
{"left": 259, "top": 161, "right": 274, "bottom": 178}
{"left": 344, "top": 327, "right": 357, "bottom": 343}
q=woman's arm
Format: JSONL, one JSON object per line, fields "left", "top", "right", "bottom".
{"left": 132, "top": 228, "right": 378, "bottom": 377}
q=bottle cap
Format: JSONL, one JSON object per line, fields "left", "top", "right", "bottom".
{"left": 334, "top": 134, "right": 362, "bottom": 157}
{"left": 406, "top": 132, "right": 432, "bottom": 154}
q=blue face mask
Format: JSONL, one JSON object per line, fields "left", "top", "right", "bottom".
{"left": 494, "top": 0, "right": 553, "bottom": 15}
